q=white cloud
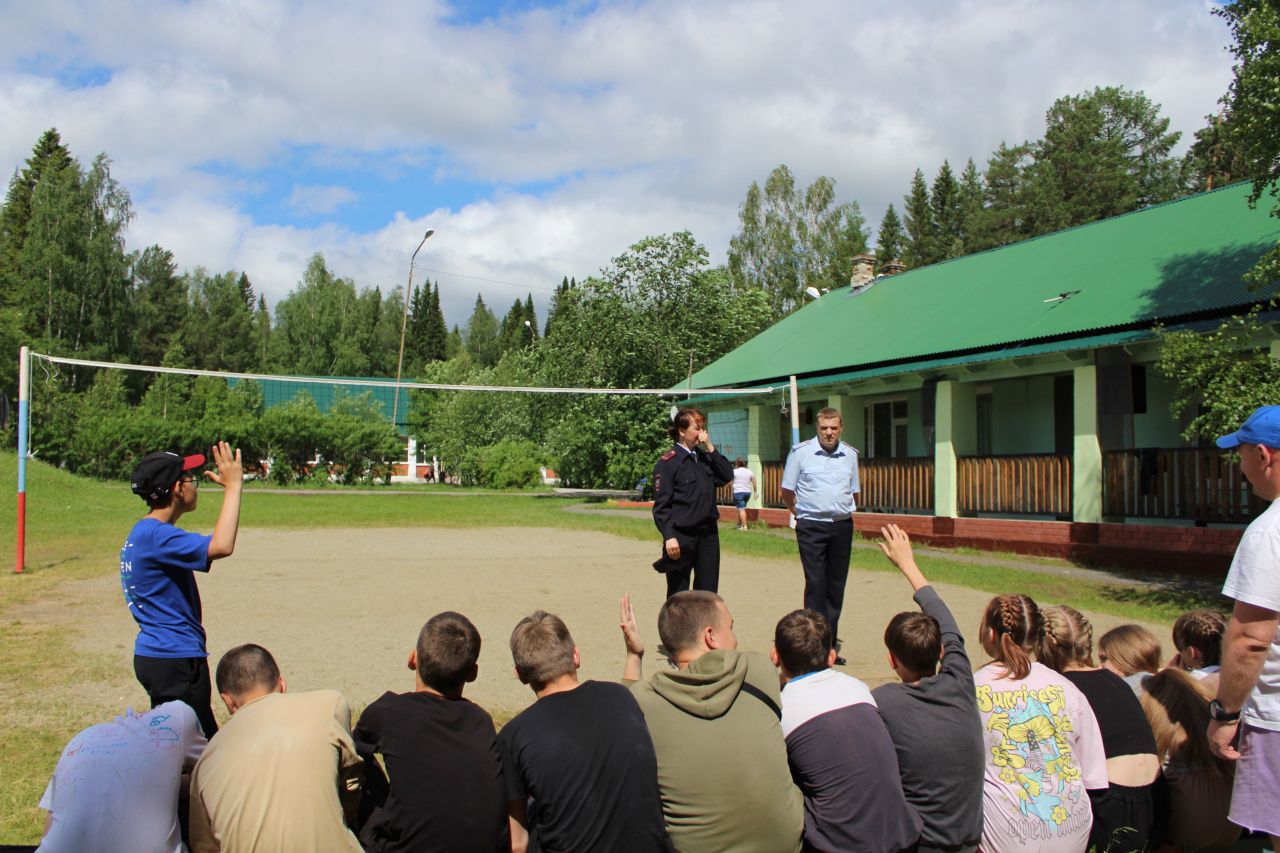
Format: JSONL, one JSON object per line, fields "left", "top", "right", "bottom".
{"left": 287, "top": 184, "right": 357, "bottom": 216}
{"left": 1, "top": 0, "right": 1239, "bottom": 331}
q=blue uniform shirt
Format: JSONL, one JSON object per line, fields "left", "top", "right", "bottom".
{"left": 120, "top": 517, "right": 213, "bottom": 657}
{"left": 781, "top": 438, "right": 860, "bottom": 522}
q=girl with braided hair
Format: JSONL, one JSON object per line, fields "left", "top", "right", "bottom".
{"left": 972, "top": 594, "right": 1108, "bottom": 853}
{"left": 1171, "top": 609, "right": 1227, "bottom": 691}
{"left": 1037, "top": 606, "right": 1159, "bottom": 853}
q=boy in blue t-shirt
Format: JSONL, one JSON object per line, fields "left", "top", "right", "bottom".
{"left": 121, "top": 440, "right": 243, "bottom": 737}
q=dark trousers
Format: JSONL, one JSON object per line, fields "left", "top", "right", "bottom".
{"left": 796, "top": 518, "right": 853, "bottom": 645}
{"left": 665, "top": 524, "right": 721, "bottom": 597}
{"left": 134, "top": 654, "right": 219, "bottom": 738}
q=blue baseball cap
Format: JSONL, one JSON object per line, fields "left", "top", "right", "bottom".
{"left": 1216, "top": 406, "right": 1280, "bottom": 449}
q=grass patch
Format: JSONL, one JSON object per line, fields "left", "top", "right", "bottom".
{"left": 0, "top": 450, "right": 1222, "bottom": 842}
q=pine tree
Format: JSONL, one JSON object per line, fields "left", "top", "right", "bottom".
{"left": 523, "top": 294, "right": 538, "bottom": 345}
{"left": 131, "top": 245, "right": 185, "bottom": 367}
{"left": 424, "top": 283, "right": 447, "bottom": 363}
{"left": 875, "top": 205, "right": 905, "bottom": 268}
{"left": 902, "top": 169, "right": 935, "bottom": 268}
{"left": 236, "top": 272, "right": 255, "bottom": 309}
{"left": 256, "top": 294, "right": 271, "bottom": 372}
{"left": 957, "top": 159, "right": 985, "bottom": 254}
{"left": 544, "top": 276, "right": 573, "bottom": 338}
{"left": 930, "top": 161, "right": 964, "bottom": 262}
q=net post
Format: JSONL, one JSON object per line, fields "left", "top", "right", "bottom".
{"left": 789, "top": 374, "right": 800, "bottom": 446}
{"left": 16, "top": 345, "right": 29, "bottom": 574}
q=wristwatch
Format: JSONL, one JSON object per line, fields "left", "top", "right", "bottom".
{"left": 1209, "top": 699, "right": 1241, "bottom": 722}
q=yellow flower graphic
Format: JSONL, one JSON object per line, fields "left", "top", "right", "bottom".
{"left": 999, "top": 766, "right": 1017, "bottom": 784}
{"left": 1051, "top": 805, "right": 1068, "bottom": 825}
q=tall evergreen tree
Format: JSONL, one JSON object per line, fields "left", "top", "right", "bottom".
{"left": 902, "top": 169, "right": 935, "bottom": 269}
{"left": 255, "top": 294, "right": 271, "bottom": 372}
{"left": 874, "top": 204, "right": 905, "bottom": 267}
{"left": 929, "top": 161, "right": 964, "bottom": 262}
{"left": 236, "top": 272, "right": 255, "bottom": 309}
{"left": 957, "top": 159, "right": 985, "bottom": 254}
{"left": 182, "top": 269, "right": 256, "bottom": 372}
{"left": 423, "top": 282, "right": 447, "bottom": 363}
{"left": 131, "top": 245, "right": 185, "bottom": 367}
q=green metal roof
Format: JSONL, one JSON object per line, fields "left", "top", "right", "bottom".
{"left": 690, "top": 182, "right": 1280, "bottom": 390}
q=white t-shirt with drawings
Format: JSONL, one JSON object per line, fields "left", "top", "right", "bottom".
{"left": 39, "top": 701, "right": 206, "bottom": 853}
{"left": 1221, "top": 496, "right": 1280, "bottom": 731}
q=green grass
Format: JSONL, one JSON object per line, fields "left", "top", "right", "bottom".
{"left": 0, "top": 450, "right": 1223, "bottom": 842}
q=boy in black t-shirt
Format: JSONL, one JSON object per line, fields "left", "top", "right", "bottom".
{"left": 353, "top": 612, "right": 508, "bottom": 852}
{"left": 500, "top": 610, "right": 673, "bottom": 853}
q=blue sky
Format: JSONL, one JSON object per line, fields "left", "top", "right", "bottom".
{"left": 0, "top": 0, "right": 1237, "bottom": 327}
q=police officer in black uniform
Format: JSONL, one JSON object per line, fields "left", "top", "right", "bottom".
{"left": 652, "top": 407, "right": 734, "bottom": 597}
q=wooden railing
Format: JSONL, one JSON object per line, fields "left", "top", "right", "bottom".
{"left": 717, "top": 462, "right": 785, "bottom": 506}
{"left": 719, "top": 459, "right": 932, "bottom": 513}
{"left": 1103, "top": 448, "right": 1265, "bottom": 523}
{"left": 860, "top": 457, "right": 934, "bottom": 512}
{"left": 957, "top": 453, "right": 1071, "bottom": 516}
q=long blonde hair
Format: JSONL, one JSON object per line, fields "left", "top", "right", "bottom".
{"left": 1037, "top": 605, "right": 1095, "bottom": 672}
{"left": 1141, "top": 668, "right": 1232, "bottom": 777}
{"left": 981, "top": 594, "right": 1042, "bottom": 680}
{"left": 1098, "top": 624, "right": 1162, "bottom": 677}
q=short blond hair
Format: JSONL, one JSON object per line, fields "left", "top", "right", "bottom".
{"left": 510, "top": 611, "right": 575, "bottom": 688}
{"left": 1098, "top": 624, "right": 1162, "bottom": 677}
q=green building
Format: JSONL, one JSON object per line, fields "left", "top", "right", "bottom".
{"left": 686, "top": 183, "right": 1280, "bottom": 568}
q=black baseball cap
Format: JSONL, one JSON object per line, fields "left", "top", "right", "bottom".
{"left": 131, "top": 451, "right": 206, "bottom": 502}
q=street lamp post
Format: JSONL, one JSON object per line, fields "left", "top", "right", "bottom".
{"left": 392, "top": 229, "right": 434, "bottom": 426}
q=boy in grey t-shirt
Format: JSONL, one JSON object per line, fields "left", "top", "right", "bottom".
{"left": 870, "top": 524, "right": 985, "bottom": 853}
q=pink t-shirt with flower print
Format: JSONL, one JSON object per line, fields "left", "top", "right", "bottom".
{"left": 973, "top": 661, "right": 1108, "bottom": 853}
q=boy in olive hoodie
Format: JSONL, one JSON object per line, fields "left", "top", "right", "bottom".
{"left": 620, "top": 591, "right": 803, "bottom": 853}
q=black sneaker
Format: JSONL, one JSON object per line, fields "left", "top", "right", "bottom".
{"left": 833, "top": 655, "right": 848, "bottom": 667}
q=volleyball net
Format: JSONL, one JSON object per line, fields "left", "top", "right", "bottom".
{"left": 14, "top": 347, "right": 773, "bottom": 571}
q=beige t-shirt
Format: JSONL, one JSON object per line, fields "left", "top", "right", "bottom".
{"left": 189, "top": 689, "right": 363, "bottom": 853}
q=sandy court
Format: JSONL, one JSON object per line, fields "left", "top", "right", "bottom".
{"left": 32, "top": 523, "right": 1176, "bottom": 727}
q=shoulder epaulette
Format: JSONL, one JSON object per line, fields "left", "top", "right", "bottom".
{"left": 660, "top": 449, "right": 678, "bottom": 461}
{"left": 792, "top": 437, "right": 816, "bottom": 450}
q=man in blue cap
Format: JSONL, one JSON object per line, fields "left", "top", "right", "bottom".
{"left": 1207, "top": 405, "right": 1280, "bottom": 852}
{"left": 121, "top": 441, "right": 243, "bottom": 737}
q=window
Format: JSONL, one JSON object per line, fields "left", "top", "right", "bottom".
{"left": 977, "top": 393, "right": 993, "bottom": 456}
{"left": 868, "top": 398, "right": 909, "bottom": 458}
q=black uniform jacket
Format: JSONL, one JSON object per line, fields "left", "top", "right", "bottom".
{"left": 651, "top": 445, "right": 733, "bottom": 540}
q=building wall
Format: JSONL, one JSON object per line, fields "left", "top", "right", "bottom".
{"left": 1133, "top": 368, "right": 1189, "bottom": 447}
{"left": 990, "top": 375, "right": 1057, "bottom": 454}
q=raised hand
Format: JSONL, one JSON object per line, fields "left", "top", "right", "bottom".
{"left": 205, "top": 441, "right": 243, "bottom": 489}
{"left": 620, "top": 594, "right": 645, "bottom": 658}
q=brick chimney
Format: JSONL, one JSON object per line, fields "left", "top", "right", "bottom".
{"left": 882, "top": 259, "right": 907, "bottom": 275}
{"left": 850, "top": 253, "right": 876, "bottom": 287}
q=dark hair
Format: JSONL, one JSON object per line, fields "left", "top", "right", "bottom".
{"left": 884, "top": 611, "right": 941, "bottom": 676}
{"left": 510, "top": 611, "right": 576, "bottom": 689}
{"left": 1037, "top": 605, "right": 1094, "bottom": 672}
{"left": 981, "top": 594, "right": 1042, "bottom": 680}
{"left": 216, "top": 643, "right": 281, "bottom": 697}
{"left": 667, "top": 408, "right": 706, "bottom": 441}
{"left": 1172, "top": 610, "right": 1227, "bottom": 667}
{"left": 734, "top": 457, "right": 747, "bottom": 468}
{"left": 774, "top": 609, "right": 831, "bottom": 675}
{"left": 658, "top": 590, "right": 723, "bottom": 653}
{"left": 417, "top": 611, "right": 481, "bottom": 693}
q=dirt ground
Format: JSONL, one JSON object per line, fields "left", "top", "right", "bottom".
{"left": 31, "top": 525, "right": 1177, "bottom": 728}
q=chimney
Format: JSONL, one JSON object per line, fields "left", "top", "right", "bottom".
{"left": 882, "top": 259, "right": 907, "bottom": 275}
{"left": 850, "top": 253, "right": 876, "bottom": 287}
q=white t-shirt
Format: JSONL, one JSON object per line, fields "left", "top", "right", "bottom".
{"left": 1221, "top": 497, "right": 1280, "bottom": 731}
{"left": 39, "top": 701, "right": 207, "bottom": 853}
{"left": 732, "top": 466, "right": 755, "bottom": 494}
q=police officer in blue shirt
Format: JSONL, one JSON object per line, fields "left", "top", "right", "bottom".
{"left": 652, "top": 407, "right": 734, "bottom": 597}
{"left": 781, "top": 407, "right": 860, "bottom": 665}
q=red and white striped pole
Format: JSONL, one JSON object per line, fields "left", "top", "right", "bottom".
{"left": 16, "top": 345, "right": 29, "bottom": 573}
